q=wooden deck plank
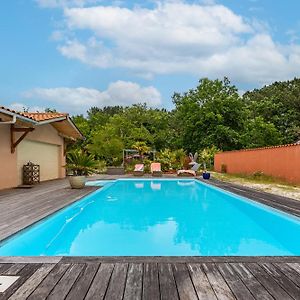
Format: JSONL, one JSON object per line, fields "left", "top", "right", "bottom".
{"left": 217, "top": 263, "right": 255, "bottom": 300}
{"left": 287, "top": 263, "right": 300, "bottom": 276}
{"left": 66, "top": 263, "right": 99, "bottom": 300}
{"left": 230, "top": 263, "right": 273, "bottom": 300}
{"left": 187, "top": 263, "right": 217, "bottom": 300}
{"left": 27, "top": 263, "right": 70, "bottom": 300}
{"left": 172, "top": 263, "right": 198, "bottom": 300}
{"left": 142, "top": 263, "right": 160, "bottom": 300}
{"left": 105, "top": 263, "right": 128, "bottom": 300}
{"left": 60, "top": 256, "right": 300, "bottom": 264}
{"left": 202, "top": 263, "right": 235, "bottom": 300}
{"left": 123, "top": 263, "right": 143, "bottom": 300}
{"left": 0, "top": 263, "right": 40, "bottom": 300}
{"left": 2, "top": 264, "right": 26, "bottom": 275}
{"left": 8, "top": 264, "right": 55, "bottom": 300}
{"left": 1, "top": 260, "right": 300, "bottom": 299}
{"left": 0, "top": 264, "right": 13, "bottom": 274}
{"left": 158, "top": 263, "right": 179, "bottom": 300}
{"left": 274, "top": 263, "right": 300, "bottom": 288}
{"left": 47, "top": 264, "right": 85, "bottom": 300}
{"left": 245, "top": 263, "right": 293, "bottom": 300}
{"left": 85, "top": 263, "right": 114, "bottom": 300}
{"left": 260, "top": 263, "right": 300, "bottom": 300}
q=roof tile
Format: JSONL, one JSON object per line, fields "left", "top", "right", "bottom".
{"left": 22, "top": 112, "right": 68, "bottom": 122}
{"left": 0, "top": 106, "right": 68, "bottom": 122}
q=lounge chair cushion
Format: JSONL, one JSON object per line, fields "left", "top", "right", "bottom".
{"left": 134, "top": 164, "right": 144, "bottom": 172}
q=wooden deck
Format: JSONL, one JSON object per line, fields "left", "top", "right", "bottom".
{"left": 0, "top": 179, "right": 98, "bottom": 241}
{"left": 1, "top": 257, "right": 300, "bottom": 299}
{"left": 0, "top": 177, "right": 300, "bottom": 299}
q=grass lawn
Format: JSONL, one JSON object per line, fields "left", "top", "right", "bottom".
{"left": 212, "top": 171, "right": 300, "bottom": 201}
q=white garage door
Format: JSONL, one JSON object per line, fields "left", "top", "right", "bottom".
{"left": 17, "top": 140, "right": 60, "bottom": 184}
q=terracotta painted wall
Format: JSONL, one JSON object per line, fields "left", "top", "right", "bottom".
{"left": 0, "top": 125, "right": 18, "bottom": 189}
{"left": 214, "top": 144, "right": 300, "bottom": 184}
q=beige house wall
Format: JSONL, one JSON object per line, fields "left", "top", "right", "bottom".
{"left": 17, "top": 140, "right": 60, "bottom": 185}
{"left": 0, "top": 125, "right": 18, "bottom": 189}
{"left": 19, "top": 124, "right": 66, "bottom": 179}
{"left": 0, "top": 124, "right": 66, "bottom": 190}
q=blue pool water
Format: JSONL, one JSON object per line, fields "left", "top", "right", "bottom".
{"left": 1, "top": 179, "right": 300, "bottom": 256}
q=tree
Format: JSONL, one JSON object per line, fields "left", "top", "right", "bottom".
{"left": 241, "top": 117, "right": 282, "bottom": 148}
{"left": 173, "top": 77, "right": 246, "bottom": 151}
{"left": 243, "top": 78, "right": 300, "bottom": 143}
{"left": 132, "top": 141, "right": 150, "bottom": 156}
{"left": 87, "top": 126, "right": 124, "bottom": 166}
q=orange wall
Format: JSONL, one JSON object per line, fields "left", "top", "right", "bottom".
{"left": 214, "top": 145, "right": 300, "bottom": 184}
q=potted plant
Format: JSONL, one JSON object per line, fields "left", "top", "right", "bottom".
{"left": 66, "top": 150, "right": 97, "bottom": 189}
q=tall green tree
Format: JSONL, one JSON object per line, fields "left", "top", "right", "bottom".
{"left": 173, "top": 77, "right": 246, "bottom": 151}
{"left": 243, "top": 78, "right": 300, "bottom": 143}
{"left": 241, "top": 117, "right": 282, "bottom": 148}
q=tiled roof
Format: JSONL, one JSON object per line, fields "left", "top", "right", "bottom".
{"left": 0, "top": 105, "right": 83, "bottom": 139}
{"left": 21, "top": 112, "right": 68, "bottom": 122}
{"left": 0, "top": 106, "right": 68, "bottom": 122}
{"left": 0, "top": 106, "right": 35, "bottom": 121}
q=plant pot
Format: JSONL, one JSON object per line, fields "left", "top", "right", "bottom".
{"left": 202, "top": 172, "right": 211, "bottom": 180}
{"left": 68, "top": 176, "right": 86, "bottom": 189}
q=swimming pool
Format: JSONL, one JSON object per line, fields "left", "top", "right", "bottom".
{"left": 1, "top": 179, "right": 300, "bottom": 256}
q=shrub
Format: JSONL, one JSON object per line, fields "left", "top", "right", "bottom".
{"left": 199, "top": 146, "right": 220, "bottom": 170}
{"left": 157, "top": 148, "right": 186, "bottom": 171}
{"left": 221, "top": 164, "right": 227, "bottom": 173}
{"left": 66, "top": 150, "right": 98, "bottom": 176}
{"left": 253, "top": 171, "right": 264, "bottom": 178}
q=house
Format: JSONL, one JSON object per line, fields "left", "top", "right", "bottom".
{"left": 0, "top": 106, "right": 83, "bottom": 190}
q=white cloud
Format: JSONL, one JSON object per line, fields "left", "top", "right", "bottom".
{"left": 9, "top": 103, "right": 45, "bottom": 113}
{"left": 49, "top": 30, "right": 65, "bottom": 41}
{"left": 49, "top": 1, "right": 300, "bottom": 85}
{"left": 21, "top": 81, "right": 162, "bottom": 114}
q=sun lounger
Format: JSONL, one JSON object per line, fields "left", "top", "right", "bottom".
{"left": 151, "top": 162, "right": 162, "bottom": 177}
{"left": 133, "top": 164, "right": 144, "bottom": 176}
{"left": 177, "top": 163, "right": 200, "bottom": 177}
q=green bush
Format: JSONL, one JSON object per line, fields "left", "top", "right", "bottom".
{"left": 66, "top": 150, "right": 98, "bottom": 176}
{"left": 199, "top": 146, "right": 220, "bottom": 170}
{"left": 157, "top": 148, "right": 186, "bottom": 171}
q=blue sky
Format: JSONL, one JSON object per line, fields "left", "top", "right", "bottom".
{"left": 1, "top": 0, "right": 300, "bottom": 114}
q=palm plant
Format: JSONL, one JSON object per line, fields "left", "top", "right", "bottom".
{"left": 132, "top": 141, "right": 150, "bottom": 157}
{"left": 66, "top": 150, "right": 98, "bottom": 176}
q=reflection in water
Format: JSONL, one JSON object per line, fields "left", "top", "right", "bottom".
{"left": 134, "top": 183, "right": 144, "bottom": 189}
{"left": 1, "top": 179, "right": 300, "bottom": 256}
{"left": 150, "top": 181, "right": 161, "bottom": 190}
{"left": 177, "top": 181, "right": 195, "bottom": 187}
